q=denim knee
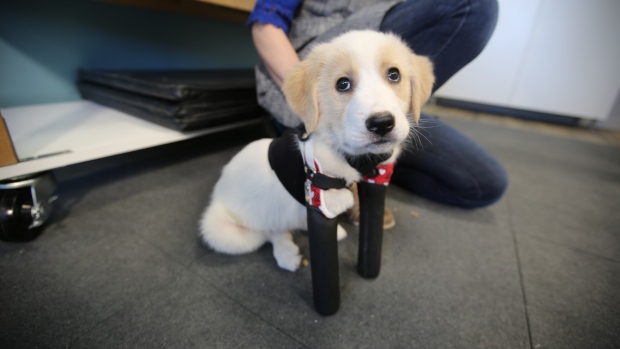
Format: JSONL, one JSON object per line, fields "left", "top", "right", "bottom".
{"left": 459, "top": 0, "right": 499, "bottom": 56}
{"left": 471, "top": 0, "right": 499, "bottom": 23}
{"left": 460, "top": 160, "right": 508, "bottom": 208}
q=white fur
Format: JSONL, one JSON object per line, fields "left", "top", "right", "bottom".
{"left": 199, "top": 138, "right": 353, "bottom": 271}
{"left": 199, "top": 31, "right": 434, "bottom": 271}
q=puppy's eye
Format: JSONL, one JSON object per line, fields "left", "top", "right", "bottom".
{"left": 387, "top": 68, "right": 400, "bottom": 82}
{"left": 336, "top": 77, "right": 352, "bottom": 92}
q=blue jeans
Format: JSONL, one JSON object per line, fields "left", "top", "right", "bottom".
{"left": 380, "top": 0, "right": 507, "bottom": 208}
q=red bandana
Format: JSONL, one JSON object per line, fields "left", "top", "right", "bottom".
{"left": 362, "top": 163, "right": 395, "bottom": 186}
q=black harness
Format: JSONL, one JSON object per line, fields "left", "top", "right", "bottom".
{"left": 268, "top": 129, "right": 309, "bottom": 205}
{"left": 268, "top": 128, "right": 392, "bottom": 206}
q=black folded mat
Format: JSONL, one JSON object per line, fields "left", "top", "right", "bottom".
{"left": 78, "top": 69, "right": 263, "bottom": 131}
{"left": 79, "top": 82, "right": 262, "bottom": 131}
{"left": 79, "top": 69, "right": 257, "bottom": 101}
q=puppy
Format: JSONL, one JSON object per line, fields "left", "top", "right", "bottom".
{"left": 199, "top": 30, "right": 434, "bottom": 271}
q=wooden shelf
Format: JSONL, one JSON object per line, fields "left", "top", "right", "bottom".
{"left": 195, "top": 0, "right": 255, "bottom": 12}
{"left": 97, "top": 0, "right": 257, "bottom": 23}
{"left": 0, "top": 101, "right": 260, "bottom": 181}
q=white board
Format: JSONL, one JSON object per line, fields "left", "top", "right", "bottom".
{"left": 0, "top": 101, "right": 260, "bottom": 181}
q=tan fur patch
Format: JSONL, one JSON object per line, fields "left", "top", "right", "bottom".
{"left": 378, "top": 41, "right": 413, "bottom": 118}
{"left": 320, "top": 47, "right": 358, "bottom": 128}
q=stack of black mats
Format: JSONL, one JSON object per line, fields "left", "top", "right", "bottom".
{"left": 78, "top": 69, "right": 263, "bottom": 131}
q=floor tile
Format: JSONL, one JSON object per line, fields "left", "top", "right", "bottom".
{"left": 517, "top": 236, "right": 620, "bottom": 349}
{"left": 70, "top": 269, "right": 307, "bottom": 349}
{"left": 0, "top": 211, "right": 187, "bottom": 348}
{"left": 445, "top": 118, "right": 620, "bottom": 262}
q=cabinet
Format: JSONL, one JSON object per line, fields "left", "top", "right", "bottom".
{"left": 0, "top": 0, "right": 262, "bottom": 241}
{"left": 0, "top": 0, "right": 261, "bottom": 181}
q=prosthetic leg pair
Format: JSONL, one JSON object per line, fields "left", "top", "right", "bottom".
{"left": 268, "top": 129, "right": 395, "bottom": 316}
{"left": 304, "top": 153, "right": 395, "bottom": 316}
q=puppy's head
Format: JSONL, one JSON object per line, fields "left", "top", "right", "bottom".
{"left": 282, "top": 30, "right": 435, "bottom": 156}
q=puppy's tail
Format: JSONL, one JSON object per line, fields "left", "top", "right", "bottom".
{"left": 199, "top": 203, "right": 267, "bottom": 255}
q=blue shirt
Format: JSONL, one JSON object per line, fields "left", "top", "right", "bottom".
{"left": 246, "top": 0, "right": 303, "bottom": 34}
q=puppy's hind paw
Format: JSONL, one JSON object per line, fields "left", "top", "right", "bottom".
{"left": 271, "top": 233, "right": 302, "bottom": 272}
{"left": 275, "top": 251, "right": 302, "bottom": 272}
{"left": 337, "top": 224, "right": 348, "bottom": 241}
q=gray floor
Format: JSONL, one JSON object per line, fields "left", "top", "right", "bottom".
{"left": 1, "top": 117, "right": 619, "bottom": 349}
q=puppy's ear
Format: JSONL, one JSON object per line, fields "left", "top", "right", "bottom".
{"left": 282, "top": 54, "right": 321, "bottom": 133}
{"left": 409, "top": 54, "right": 435, "bottom": 123}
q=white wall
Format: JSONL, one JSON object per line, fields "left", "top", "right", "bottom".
{"left": 435, "top": 0, "right": 541, "bottom": 106}
{"left": 435, "top": 0, "right": 620, "bottom": 121}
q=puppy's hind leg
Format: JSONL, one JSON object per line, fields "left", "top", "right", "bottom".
{"left": 200, "top": 203, "right": 267, "bottom": 255}
{"left": 270, "top": 232, "right": 302, "bottom": 272}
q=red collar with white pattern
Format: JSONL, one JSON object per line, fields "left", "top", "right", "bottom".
{"left": 299, "top": 134, "right": 395, "bottom": 218}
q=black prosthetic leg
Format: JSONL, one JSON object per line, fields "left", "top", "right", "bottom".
{"left": 357, "top": 182, "right": 388, "bottom": 279}
{"left": 306, "top": 205, "right": 340, "bottom": 316}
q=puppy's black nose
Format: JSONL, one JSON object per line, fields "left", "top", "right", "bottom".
{"left": 366, "top": 112, "right": 395, "bottom": 136}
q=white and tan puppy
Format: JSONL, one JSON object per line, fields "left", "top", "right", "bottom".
{"left": 199, "top": 30, "right": 434, "bottom": 271}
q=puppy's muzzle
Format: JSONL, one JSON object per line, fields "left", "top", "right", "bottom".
{"left": 366, "top": 112, "right": 395, "bottom": 136}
